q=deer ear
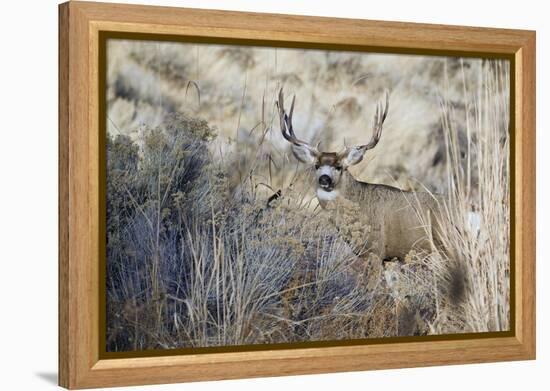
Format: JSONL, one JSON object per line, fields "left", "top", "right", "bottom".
{"left": 341, "top": 146, "right": 367, "bottom": 167}
{"left": 291, "top": 144, "right": 317, "bottom": 164}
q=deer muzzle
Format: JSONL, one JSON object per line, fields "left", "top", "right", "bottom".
{"left": 318, "top": 174, "right": 334, "bottom": 191}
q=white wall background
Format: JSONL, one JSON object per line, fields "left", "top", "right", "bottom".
{"left": 0, "top": 0, "right": 546, "bottom": 389}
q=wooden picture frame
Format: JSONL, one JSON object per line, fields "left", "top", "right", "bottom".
{"left": 59, "top": 1, "right": 536, "bottom": 389}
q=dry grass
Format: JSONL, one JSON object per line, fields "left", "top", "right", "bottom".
{"left": 105, "top": 40, "right": 510, "bottom": 352}
{"left": 424, "top": 60, "right": 510, "bottom": 333}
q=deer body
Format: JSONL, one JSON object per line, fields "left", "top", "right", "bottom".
{"left": 326, "top": 170, "right": 441, "bottom": 259}
{"left": 277, "top": 89, "right": 442, "bottom": 260}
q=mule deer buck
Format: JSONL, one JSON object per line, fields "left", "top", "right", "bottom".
{"left": 277, "top": 88, "right": 443, "bottom": 260}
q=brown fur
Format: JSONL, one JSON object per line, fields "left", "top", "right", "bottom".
{"left": 322, "top": 170, "right": 442, "bottom": 260}
{"left": 318, "top": 153, "right": 340, "bottom": 166}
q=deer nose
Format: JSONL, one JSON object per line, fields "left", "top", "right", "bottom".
{"left": 319, "top": 175, "right": 333, "bottom": 188}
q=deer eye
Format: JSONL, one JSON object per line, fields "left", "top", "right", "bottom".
{"left": 314, "top": 163, "right": 320, "bottom": 170}
{"left": 335, "top": 166, "right": 343, "bottom": 171}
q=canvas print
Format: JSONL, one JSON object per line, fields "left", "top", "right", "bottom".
{"left": 105, "top": 39, "right": 510, "bottom": 353}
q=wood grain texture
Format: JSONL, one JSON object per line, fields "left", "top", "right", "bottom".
{"left": 58, "top": 3, "right": 70, "bottom": 387}
{"left": 516, "top": 33, "right": 536, "bottom": 354}
{"left": 58, "top": 1, "right": 536, "bottom": 389}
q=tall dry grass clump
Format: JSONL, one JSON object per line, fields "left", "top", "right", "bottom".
{"left": 426, "top": 60, "right": 510, "bottom": 333}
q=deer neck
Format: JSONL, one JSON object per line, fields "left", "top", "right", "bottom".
{"left": 341, "top": 170, "right": 369, "bottom": 200}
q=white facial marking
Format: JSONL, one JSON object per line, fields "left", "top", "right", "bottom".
{"left": 316, "top": 188, "right": 339, "bottom": 201}
{"left": 318, "top": 165, "right": 333, "bottom": 177}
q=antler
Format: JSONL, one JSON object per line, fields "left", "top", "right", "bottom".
{"left": 338, "top": 90, "right": 390, "bottom": 166}
{"left": 277, "top": 88, "right": 319, "bottom": 153}
{"left": 361, "top": 89, "right": 390, "bottom": 150}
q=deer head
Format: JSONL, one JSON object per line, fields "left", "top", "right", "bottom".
{"left": 277, "top": 88, "right": 389, "bottom": 199}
